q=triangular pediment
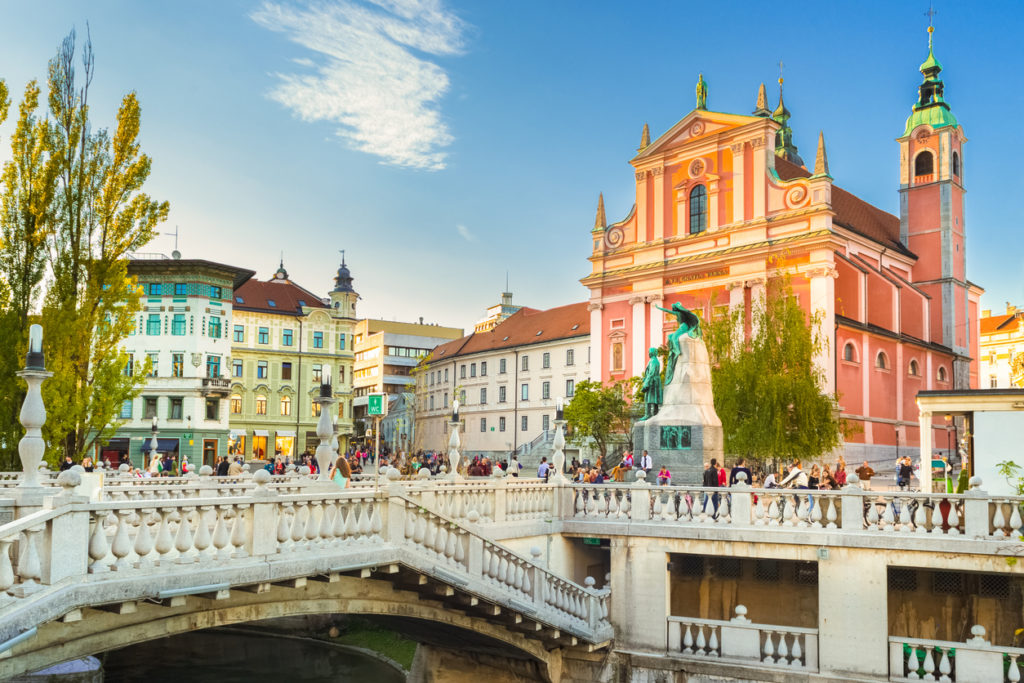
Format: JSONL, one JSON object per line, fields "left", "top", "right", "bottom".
{"left": 632, "top": 109, "right": 764, "bottom": 163}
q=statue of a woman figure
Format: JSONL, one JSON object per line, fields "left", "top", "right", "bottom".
{"left": 639, "top": 347, "right": 663, "bottom": 420}
{"left": 654, "top": 302, "right": 702, "bottom": 385}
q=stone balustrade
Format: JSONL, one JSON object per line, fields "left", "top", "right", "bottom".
{"left": 889, "top": 625, "right": 1024, "bottom": 683}
{"left": 667, "top": 606, "right": 818, "bottom": 670}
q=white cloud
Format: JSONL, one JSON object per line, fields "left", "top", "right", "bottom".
{"left": 252, "top": 0, "right": 465, "bottom": 170}
{"left": 456, "top": 224, "right": 475, "bottom": 242}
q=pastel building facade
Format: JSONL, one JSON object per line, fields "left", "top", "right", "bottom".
{"left": 979, "top": 304, "right": 1024, "bottom": 389}
{"left": 583, "top": 32, "right": 980, "bottom": 464}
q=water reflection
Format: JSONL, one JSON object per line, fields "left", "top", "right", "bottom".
{"left": 103, "top": 629, "right": 405, "bottom": 683}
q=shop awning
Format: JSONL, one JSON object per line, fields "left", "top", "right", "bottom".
{"left": 138, "top": 438, "right": 180, "bottom": 454}
{"left": 253, "top": 430, "right": 269, "bottom": 437}
{"left": 276, "top": 430, "right": 296, "bottom": 438}
{"left": 229, "top": 429, "right": 245, "bottom": 437}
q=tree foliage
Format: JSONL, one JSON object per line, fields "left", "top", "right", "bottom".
{"left": 0, "top": 29, "right": 168, "bottom": 466}
{"left": 564, "top": 378, "right": 636, "bottom": 461}
{"left": 704, "top": 276, "right": 841, "bottom": 464}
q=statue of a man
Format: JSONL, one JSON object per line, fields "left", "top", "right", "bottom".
{"left": 655, "top": 302, "right": 702, "bottom": 385}
{"left": 696, "top": 73, "right": 708, "bottom": 111}
{"left": 639, "top": 347, "right": 663, "bottom": 420}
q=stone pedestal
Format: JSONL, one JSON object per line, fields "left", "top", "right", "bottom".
{"left": 632, "top": 336, "right": 722, "bottom": 485}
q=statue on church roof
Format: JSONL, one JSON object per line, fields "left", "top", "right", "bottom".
{"left": 696, "top": 74, "right": 708, "bottom": 111}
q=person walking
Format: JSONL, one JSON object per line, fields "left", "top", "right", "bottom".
{"left": 835, "top": 457, "right": 848, "bottom": 487}
{"left": 897, "top": 456, "right": 914, "bottom": 490}
{"left": 216, "top": 456, "right": 230, "bottom": 476}
{"left": 855, "top": 461, "right": 875, "bottom": 490}
{"left": 729, "top": 458, "right": 751, "bottom": 486}
{"left": 537, "top": 457, "right": 550, "bottom": 480}
{"left": 508, "top": 455, "right": 522, "bottom": 478}
{"left": 702, "top": 459, "right": 721, "bottom": 515}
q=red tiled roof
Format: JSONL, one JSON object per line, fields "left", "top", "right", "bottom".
{"left": 429, "top": 302, "right": 590, "bottom": 361}
{"left": 233, "top": 278, "right": 328, "bottom": 315}
{"left": 981, "top": 313, "right": 1020, "bottom": 335}
{"left": 774, "top": 157, "right": 913, "bottom": 257}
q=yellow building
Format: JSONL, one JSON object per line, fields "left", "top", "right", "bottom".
{"left": 979, "top": 303, "right": 1024, "bottom": 388}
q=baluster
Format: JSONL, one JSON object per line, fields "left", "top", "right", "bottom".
{"left": 193, "top": 505, "right": 213, "bottom": 562}
{"left": 488, "top": 547, "right": 500, "bottom": 580}
{"left": 707, "top": 626, "right": 719, "bottom": 656}
{"left": 661, "top": 493, "right": 674, "bottom": 521}
{"left": 599, "top": 490, "right": 610, "bottom": 518}
{"left": 290, "top": 502, "right": 307, "bottom": 548}
{"left": 357, "top": 502, "right": 372, "bottom": 541}
{"left": 1008, "top": 654, "right": 1021, "bottom": 683}
{"left": 444, "top": 527, "right": 458, "bottom": 563}
{"left": 620, "top": 492, "right": 631, "bottom": 519}
{"left": 88, "top": 510, "right": 111, "bottom": 573}
{"left": 15, "top": 527, "right": 43, "bottom": 592}
{"left": 370, "top": 503, "right": 383, "bottom": 541}
{"left": 1011, "top": 504, "right": 1024, "bottom": 539}
{"left": 915, "top": 502, "right": 929, "bottom": 533}
{"left": 866, "top": 499, "right": 880, "bottom": 530}
{"left": 411, "top": 507, "right": 425, "bottom": 545}
{"left": 230, "top": 504, "right": 249, "bottom": 558}
{"left": 607, "top": 491, "right": 620, "bottom": 518}
{"left": 652, "top": 492, "right": 663, "bottom": 520}
{"left": 790, "top": 633, "right": 803, "bottom": 667}
{"left": 881, "top": 498, "right": 896, "bottom": 531}
{"left": 937, "top": 647, "right": 952, "bottom": 683}
{"left": 277, "top": 504, "right": 292, "bottom": 551}
{"left": 922, "top": 645, "right": 936, "bottom": 680}
{"left": 320, "top": 503, "right": 335, "bottom": 545}
{"left": 304, "top": 502, "right": 321, "bottom": 549}
{"left": 585, "top": 488, "right": 597, "bottom": 517}
{"left": 110, "top": 509, "right": 133, "bottom": 570}
{"left": 695, "top": 624, "right": 707, "bottom": 655}
{"left": 212, "top": 506, "right": 231, "bottom": 561}
{"left": 810, "top": 497, "right": 822, "bottom": 527}
{"left": 895, "top": 498, "right": 911, "bottom": 532}
{"left": 174, "top": 507, "right": 196, "bottom": 563}
{"left": 0, "top": 539, "right": 16, "bottom": 592}
{"left": 718, "top": 495, "right": 730, "bottom": 523}
{"left": 826, "top": 496, "right": 838, "bottom": 528}
{"left": 993, "top": 502, "right": 1008, "bottom": 538}
{"left": 498, "top": 555, "right": 510, "bottom": 585}
{"left": 767, "top": 497, "right": 780, "bottom": 526}
{"left": 946, "top": 502, "right": 960, "bottom": 536}
{"left": 796, "top": 496, "right": 809, "bottom": 527}
{"left": 574, "top": 489, "right": 586, "bottom": 517}
{"left": 754, "top": 496, "right": 766, "bottom": 525}
{"left": 681, "top": 624, "right": 693, "bottom": 654}
{"left": 154, "top": 508, "right": 175, "bottom": 566}
{"left": 434, "top": 523, "right": 449, "bottom": 557}
{"left": 777, "top": 631, "right": 789, "bottom": 664}
{"left": 782, "top": 497, "right": 796, "bottom": 526}
{"left": 762, "top": 631, "right": 775, "bottom": 664}
{"left": 906, "top": 644, "right": 920, "bottom": 679}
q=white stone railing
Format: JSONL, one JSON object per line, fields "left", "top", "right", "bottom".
{"left": 401, "top": 478, "right": 556, "bottom": 526}
{"left": 889, "top": 625, "right": 1024, "bottom": 682}
{"left": 667, "top": 606, "right": 818, "bottom": 670}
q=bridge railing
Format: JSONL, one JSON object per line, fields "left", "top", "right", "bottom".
{"left": 889, "top": 626, "right": 1024, "bottom": 682}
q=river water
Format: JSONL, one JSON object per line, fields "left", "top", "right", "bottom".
{"left": 103, "top": 630, "right": 406, "bottom": 682}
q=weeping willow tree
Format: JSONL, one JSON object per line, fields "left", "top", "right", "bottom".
{"left": 704, "top": 276, "right": 841, "bottom": 465}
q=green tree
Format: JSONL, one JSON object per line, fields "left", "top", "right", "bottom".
{"left": 563, "top": 378, "right": 636, "bottom": 462}
{"left": 32, "top": 29, "right": 168, "bottom": 463}
{"left": 704, "top": 276, "right": 841, "bottom": 465}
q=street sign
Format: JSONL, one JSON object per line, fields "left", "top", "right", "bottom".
{"left": 368, "top": 393, "right": 387, "bottom": 416}
{"left": 582, "top": 537, "right": 601, "bottom": 546}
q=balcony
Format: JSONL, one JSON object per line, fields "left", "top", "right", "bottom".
{"left": 201, "top": 377, "right": 231, "bottom": 396}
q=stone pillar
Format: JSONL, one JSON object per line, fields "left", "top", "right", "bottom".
{"left": 746, "top": 278, "right": 766, "bottom": 339}
{"left": 730, "top": 142, "right": 745, "bottom": 223}
{"left": 708, "top": 177, "right": 719, "bottom": 231}
{"left": 609, "top": 536, "right": 668, "bottom": 650}
{"left": 630, "top": 296, "right": 646, "bottom": 375}
{"left": 817, "top": 547, "right": 888, "bottom": 678}
{"left": 647, "top": 294, "right": 664, "bottom": 350}
{"left": 635, "top": 170, "right": 648, "bottom": 242}
{"left": 651, "top": 167, "right": 665, "bottom": 241}
{"left": 751, "top": 136, "right": 767, "bottom": 219}
{"left": 807, "top": 266, "right": 838, "bottom": 394}
{"left": 918, "top": 410, "right": 933, "bottom": 494}
{"left": 588, "top": 302, "right": 604, "bottom": 382}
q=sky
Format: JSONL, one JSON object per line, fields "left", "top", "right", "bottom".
{"left": 0, "top": 1, "right": 1021, "bottom": 332}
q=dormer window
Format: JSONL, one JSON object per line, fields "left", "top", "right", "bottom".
{"left": 914, "top": 151, "right": 934, "bottom": 177}
{"left": 689, "top": 185, "right": 707, "bottom": 235}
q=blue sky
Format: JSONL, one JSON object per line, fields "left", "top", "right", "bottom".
{"left": 0, "top": 1, "right": 1021, "bottom": 330}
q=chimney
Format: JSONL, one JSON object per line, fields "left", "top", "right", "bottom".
{"left": 1008, "top": 303, "right": 1017, "bottom": 315}
{"left": 419, "top": 316, "right": 424, "bottom": 324}
{"left": 982, "top": 309, "right": 991, "bottom": 318}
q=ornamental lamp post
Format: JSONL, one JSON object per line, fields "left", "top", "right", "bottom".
{"left": 314, "top": 364, "right": 336, "bottom": 484}
{"left": 16, "top": 325, "right": 53, "bottom": 491}
{"left": 448, "top": 399, "right": 462, "bottom": 480}
{"left": 550, "top": 397, "right": 568, "bottom": 483}
{"left": 149, "top": 416, "right": 160, "bottom": 471}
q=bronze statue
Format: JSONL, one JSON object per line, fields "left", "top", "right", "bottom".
{"left": 655, "top": 302, "right": 702, "bottom": 384}
{"left": 696, "top": 73, "right": 708, "bottom": 111}
{"left": 639, "top": 347, "right": 663, "bottom": 420}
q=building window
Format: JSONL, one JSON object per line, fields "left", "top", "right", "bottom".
{"left": 937, "top": 366, "right": 948, "bottom": 383}
{"left": 429, "top": 395, "right": 435, "bottom": 411}
{"left": 207, "top": 355, "right": 221, "bottom": 378}
{"left": 542, "top": 352, "right": 550, "bottom": 369}
{"left": 566, "top": 349, "right": 574, "bottom": 366}
{"left": 521, "top": 383, "right": 529, "bottom": 401}
{"left": 499, "top": 385, "right": 507, "bottom": 403}
{"left": 171, "top": 314, "right": 186, "bottom": 336}
{"left": 480, "top": 417, "right": 487, "bottom": 433}
{"left": 233, "top": 325, "right": 244, "bottom": 342}
{"left": 611, "top": 342, "right": 624, "bottom": 371}
{"left": 952, "top": 151, "right": 960, "bottom": 177}
{"left": 566, "top": 379, "right": 575, "bottom": 397}
{"left": 230, "top": 395, "right": 242, "bottom": 414}
{"left": 255, "top": 395, "right": 267, "bottom": 415}
{"left": 444, "top": 368, "right": 449, "bottom": 382}
{"left": 281, "top": 362, "right": 292, "bottom": 380}
{"left": 914, "top": 151, "right": 934, "bottom": 177}
{"left": 312, "top": 401, "right": 322, "bottom": 417}
{"left": 990, "top": 376, "right": 998, "bottom": 388}
{"left": 125, "top": 353, "right": 134, "bottom": 376}
{"left": 460, "top": 365, "right": 466, "bottom": 379}
{"left": 232, "top": 360, "right": 243, "bottom": 377}
{"left": 208, "top": 316, "right": 221, "bottom": 338}
{"left": 542, "top": 414, "right": 550, "bottom": 432}
{"left": 521, "top": 356, "right": 529, "bottom": 371}
{"left": 459, "top": 389, "right": 466, "bottom": 404}
{"left": 909, "top": 359, "right": 920, "bottom": 377}
{"left": 280, "top": 395, "right": 291, "bottom": 416}
{"left": 312, "top": 365, "right": 323, "bottom": 384}
{"left": 174, "top": 283, "right": 187, "bottom": 296}
{"left": 282, "top": 329, "right": 293, "bottom": 346}
{"left": 258, "top": 327, "right": 269, "bottom": 344}
{"left": 146, "top": 314, "right": 161, "bottom": 336}
{"left": 542, "top": 381, "right": 550, "bottom": 399}
{"left": 338, "top": 366, "right": 344, "bottom": 383}
{"left": 480, "top": 388, "right": 487, "bottom": 404}
{"left": 120, "top": 399, "right": 133, "bottom": 419}
{"left": 205, "top": 398, "right": 219, "bottom": 420}
{"left": 480, "top": 361, "right": 487, "bottom": 376}
{"left": 171, "top": 353, "right": 184, "bottom": 378}
{"left": 843, "top": 342, "right": 857, "bottom": 362}
{"left": 521, "top": 415, "right": 528, "bottom": 431}
{"left": 499, "top": 358, "right": 507, "bottom": 374}
{"left": 875, "top": 352, "right": 888, "bottom": 370}
{"left": 313, "top": 331, "right": 324, "bottom": 348}
{"left": 148, "top": 352, "right": 159, "bottom": 377}
{"left": 144, "top": 397, "right": 158, "bottom": 419}
{"left": 257, "top": 361, "right": 268, "bottom": 379}
{"left": 210, "top": 286, "right": 222, "bottom": 299}
{"left": 470, "top": 363, "right": 476, "bottom": 378}
{"left": 689, "top": 184, "right": 708, "bottom": 234}
{"left": 338, "top": 333, "right": 347, "bottom": 350}
{"left": 147, "top": 283, "right": 161, "bottom": 296}
{"left": 499, "top": 417, "right": 506, "bottom": 432}
{"left": 169, "top": 397, "right": 183, "bottom": 420}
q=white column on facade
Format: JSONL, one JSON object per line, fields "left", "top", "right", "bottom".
{"left": 727, "top": 281, "right": 745, "bottom": 313}
{"left": 588, "top": 302, "right": 604, "bottom": 383}
{"left": 730, "top": 142, "right": 745, "bottom": 224}
{"left": 630, "top": 296, "right": 647, "bottom": 375}
{"left": 651, "top": 168, "right": 665, "bottom": 241}
{"left": 746, "top": 278, "right": 766, "bottom": 339}
{"left": 861, "top": 332, "right": 873, "bottom": 443}
{"left": 807, "top": 266, "right": 838, "bottom": 394}
{"left": 918, "top": 410, "right": 933, "bottom": 493}
{"left": 647, "top": 294, "right": 664, "bottom": 350}
{"left": 751, "top": 136, "right": 767, "bottom": 219}
{"left": 635, "top": 171, "right": 648, "bottom": 242}
{"left": 707, "top": 178, "right": 719, "bottom": 231}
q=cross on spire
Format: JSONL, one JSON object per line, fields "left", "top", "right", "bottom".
{"left": 778, "top": 59, "right": 784, "bottom": 86}
{"left": 339, "top": 249, "right": 345, "bottom": 266}
{"left": 925, "top": 3, "right": 937, "bottom": 27}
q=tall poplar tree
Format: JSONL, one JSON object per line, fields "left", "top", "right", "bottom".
{"left": 33, "top": 29, "right": 168, "bottom": 462}
{"left": 704, "top": 276, "right": 841, "bottom": 465}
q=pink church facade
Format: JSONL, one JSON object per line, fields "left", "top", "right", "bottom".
{"left": 582, "top": 35, "right": 981, "bottom": 463}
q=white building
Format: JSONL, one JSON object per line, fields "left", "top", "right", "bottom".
{"left": 103, "top": 255, "right": 254, "bottom": 470}
{"left": 979, "top": 304, "right": 1024, "bottom": 389}
{"left": 416, "top": 302, "right": 591, "bottom": 466}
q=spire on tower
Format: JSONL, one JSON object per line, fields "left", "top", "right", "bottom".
{"left": 639, "top": 122, "right": 651, "bottom": 150}
{"left": 771, "top": 64, "right": 804, "bottom": 166}
{"left": 594, "top": 193, "right": 606, "bottom": 231}
{"left": 903, "top": 20, "right": 958, "bottom": 137}
{"left": 752, "top": 82, "right": 771, "bottom": 117}
{"left": 813, "top": 131, "right": 831, "bottom": 178}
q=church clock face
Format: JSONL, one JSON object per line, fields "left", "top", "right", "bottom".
{"left": 915, "top": 129, "right": 931, "bottom": 143}
{"left": 689, "top": 158, "right": 706, "bottom": 178}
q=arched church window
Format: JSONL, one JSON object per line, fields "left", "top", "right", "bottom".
{"left": 908, "top": 359, "right": 920, "bottom": 377}
{"left": 937, "top": 365, "right": 948, "bottom": 383}
{"left": 843, "top": 343, "right": 857, "bottom": 362}
{"left": 875, "top": 351, "right": 888, "bottom": 370}
{"left": 952, "top": 151, "right": 960, "bottom": 177}
{"left": 689, "top": 185, "right": 707, "bottom": 235}
{"left": 914, "top": 151, "right": 934, "bottom": 177}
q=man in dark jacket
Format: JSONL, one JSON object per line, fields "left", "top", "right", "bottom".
{"left": 703, "top": 458, "right": 720, "bottom": 514}
{"left": 729, "top": 457, "right": 752, "bottom": 486}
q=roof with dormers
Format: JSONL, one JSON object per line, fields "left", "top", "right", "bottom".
{"left": 981, "top": 311, "right": 1023, "bottom": 335}
{"left": 233, "top": 276, "right": 328, "bottom": 316}
{"left": 427, "top": 302, "right": 590, "bottom": 363}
